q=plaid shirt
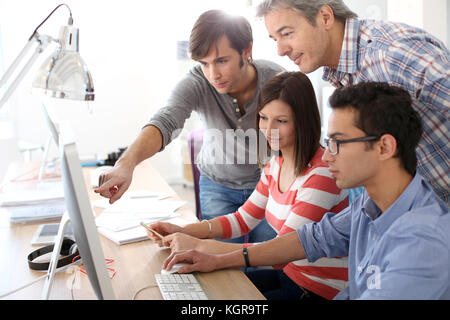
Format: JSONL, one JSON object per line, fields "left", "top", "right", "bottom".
{"left": 323, "top": 18, "right": 450, "bottom": 205}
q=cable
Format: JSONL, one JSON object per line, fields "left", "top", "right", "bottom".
{"left": 29, "top": 3, "right": 73, "bottom": 41}
{"left": 70, "top": 258, "right": 116, "bottom": 300}
{"left": 132, "top": 284, "right": 158, "bottom": 300}
{"left": 0, "top": 274, "right": 47, "bottom": 299}
{"left": 70, "top": 266, "right": 78, "bottom": 300}
{"left": 0, "top": 260, "right": 81, "bottom": 299}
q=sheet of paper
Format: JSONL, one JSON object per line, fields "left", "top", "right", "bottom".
{"left": 5, "top": 201, "right": 66, "bottom": 223}
{"left": 125, "top": 190, "right": 173, "bottom": 200}
{"left": 97, "top": 216, "right": 194, "bottom": 245}
{"left": 98, "top": 225, "right": 149, "bottom": 245}
{"left": 91, "top": 190, "right": 173, "bottom": 209}
{"left": 95, "top": 198, "right": 187, "bottom": 232}
{"left": 96, "top": 212, "right": 181, "bottom": 232}
{"left": 101, "top": 198, "right": 186, "bottom": 214}
{"left": 163, "top": 217, "right": 193, "bottom": 226}
{"left": 0, "top": 181, "right": 64, "bottom": 206}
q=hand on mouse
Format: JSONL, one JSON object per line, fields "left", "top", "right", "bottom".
{"left": 163, "top": 249, "right": 221, "bottom": 274}
{"left": 161, "top": 262, "right": 190, "bottom": 274}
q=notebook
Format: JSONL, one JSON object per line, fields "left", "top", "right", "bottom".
{"left": 97, "top": 217, "right": 191, "bottom": 245}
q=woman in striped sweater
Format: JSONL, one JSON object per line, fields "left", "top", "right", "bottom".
{"left": 149, "top": 72, "right": 349, "bottom": 300}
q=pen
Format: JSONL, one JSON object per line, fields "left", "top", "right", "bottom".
{"left": 130, "top": 195, "right": 158, "bottom": 199}
{"left": 140, "top": 222, "right": 164, "bottom": 239}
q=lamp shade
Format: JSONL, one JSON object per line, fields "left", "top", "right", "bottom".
{"left": 32, "top": 25, "right": 94, "bottom": 101}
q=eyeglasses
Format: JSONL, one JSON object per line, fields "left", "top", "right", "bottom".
{"left": 323, "top": 136, "right": 379, "bottom": 155}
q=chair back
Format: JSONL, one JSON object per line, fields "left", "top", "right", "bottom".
{"left": 187, "top": 129, "right": 204, "bottom": 220}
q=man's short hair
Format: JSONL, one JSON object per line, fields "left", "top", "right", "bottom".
{"left": 189, "top": 10, "right": 253, "bottom": 61}
{"left": 256, "top": 0, "right": 357, "bottom": 25}
{"left": 328, "top": 82, "right": 423, "bottom": 176}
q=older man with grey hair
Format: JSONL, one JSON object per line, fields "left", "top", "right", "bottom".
{"left": 256, "top": 0, "right": 450, "bottom": 205}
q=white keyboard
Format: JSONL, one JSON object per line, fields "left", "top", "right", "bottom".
{"left": 155, "top": 273, "right": 208, "bottom": 300}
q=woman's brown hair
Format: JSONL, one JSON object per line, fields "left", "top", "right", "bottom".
{"left": 256, "top": 72, "right": 321, "bottom": 175}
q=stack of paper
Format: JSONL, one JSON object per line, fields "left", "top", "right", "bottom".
{"left": 93, "top": 192, "right": 187, "bottom": 245}
{"left": 0, "top": 181, "right": 66, "bottom": 223}
{"left": 5, "top": 201, "right": 66, "bottom": 223}
{"left": 96, "top": 199, "right": 186, "bottom": 231}
{"left": 97, "top": 216, "right": 191, "bottom": 246}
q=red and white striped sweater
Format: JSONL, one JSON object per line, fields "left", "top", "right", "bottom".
{"left": 217, "top": 148, "right": 349, "bottom": 299}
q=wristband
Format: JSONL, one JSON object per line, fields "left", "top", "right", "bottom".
{"left": 202, "top": 220, "right": 212, "bottom": 238}
{"left": 242, "top": 247, "right": 250, "bottom": 271}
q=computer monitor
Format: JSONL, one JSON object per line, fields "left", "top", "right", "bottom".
{"left": 37, "top": 103, "right": 60, "bottom": 180}
{"left": 57, "top": 126, "right": 115, "bottom": 299}
{"left": 41, "top": 103, "right": 60, "bottom": 147}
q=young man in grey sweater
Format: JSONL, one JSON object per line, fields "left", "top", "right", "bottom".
{"left": 95, "top": 10, "right": 284, "bottom": 243}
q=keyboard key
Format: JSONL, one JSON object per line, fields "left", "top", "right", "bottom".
{"left": 155, "top": 273, "right": 208, "bottom": 300}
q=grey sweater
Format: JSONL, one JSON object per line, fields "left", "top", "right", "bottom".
{"left": 146, "top": 59, "right": 285, "bottom": 189}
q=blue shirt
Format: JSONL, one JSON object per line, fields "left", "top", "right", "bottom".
{"left": 298, "top": 174, "right": 450, "bottom": 299}
{"left": 323, "top": 18, "right": 450, "bottom": 205}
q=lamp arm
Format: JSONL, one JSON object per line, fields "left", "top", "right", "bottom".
{"left": 0, "top": 34, "right": 57, "bottom": 109}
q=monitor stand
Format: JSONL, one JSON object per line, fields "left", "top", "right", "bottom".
{"left": 38, "top": 134, "right": 53, "bottom": 181}
{"left": 41, "top": 210, "right": 72, "bottom": 299}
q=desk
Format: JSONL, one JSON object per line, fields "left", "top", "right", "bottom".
{"left": 0, "top": 160, "right": 265, "bottom": 300}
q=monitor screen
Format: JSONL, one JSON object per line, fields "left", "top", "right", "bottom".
{"left": 60, "top": 127, "right": 115, "bottom": 300}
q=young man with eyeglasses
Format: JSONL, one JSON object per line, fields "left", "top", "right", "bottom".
{"left": 164, "top": 82, "right": 450, "bottom": 300}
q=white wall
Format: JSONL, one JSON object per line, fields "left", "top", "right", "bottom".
{"left": 448, "top": 0, "right": 450, "bottom": 47}
{"left": 0, "top": 1, "right": 253, "bottom": 182}
{"left": 388, "top": 0, "right": 448, "bottom": 46}
{"left": 1, "top": 0, "right": 448, "bottom": 184}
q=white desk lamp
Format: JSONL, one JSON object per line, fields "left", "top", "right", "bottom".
{"left": 0, "top": 4, "right": 95, "bottom": 299}
{"left": 0, "top": 3, "right": 94, "bottom": 179}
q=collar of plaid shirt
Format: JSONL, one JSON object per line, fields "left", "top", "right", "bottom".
{"left": 322, "top": 18, "right": 360, "bottom": 86}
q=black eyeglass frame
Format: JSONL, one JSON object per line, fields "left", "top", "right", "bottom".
{"left": 324, "top": 136, "right": 380, "bottom": 155}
